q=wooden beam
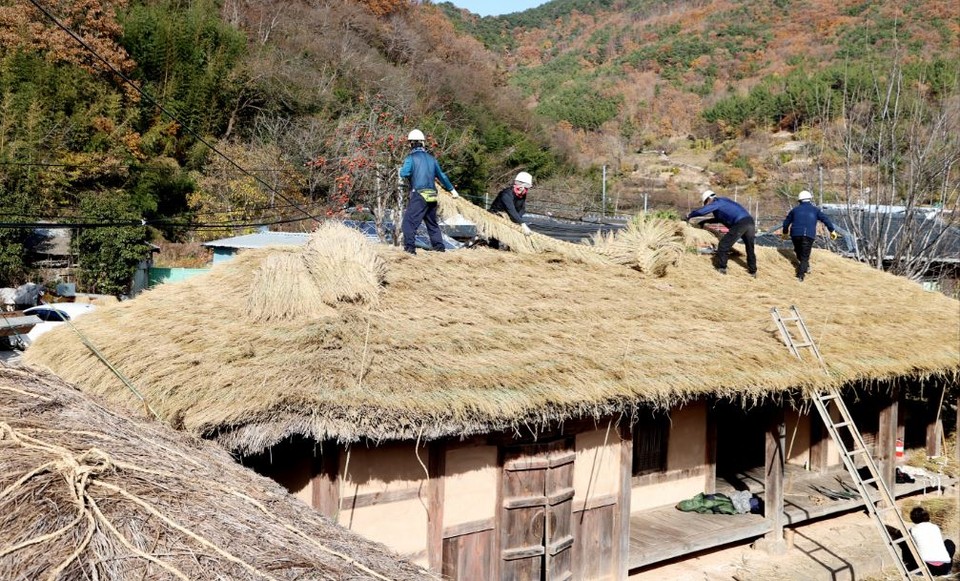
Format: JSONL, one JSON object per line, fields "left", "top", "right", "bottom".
{"left": 311, "top": 445, "right": 340, "bottom": 519}
{"left": 763, "top": 410, "right": 785, "bottom": 544}
{"left": 617, "top": 422, "right": 633, "bottom": 581}
{"left": 427, "top": 441, "right": 446, "bottom": 574}
{"left": 704, "top": 405, "right": 717, "bottom": 494}
{"left": 877, "top": 387, "right": 899, "bottom": 493}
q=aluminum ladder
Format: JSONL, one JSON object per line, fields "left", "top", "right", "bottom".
{"left": 771, "top": 305, "right": 932, "bottom": 580}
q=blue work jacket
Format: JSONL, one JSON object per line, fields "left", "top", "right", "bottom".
{"left": 686, "top": 197, "right": 752, "bottom": 228}
{"left": 399, "top": 147, "right": 454, "bottom": 193}
{"left": 782, "top": 202, "right": 836, "bottom": 239}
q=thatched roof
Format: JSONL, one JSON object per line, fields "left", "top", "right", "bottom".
{"left": 23, "top": 223, "right": 960, "bottom": 453}
{"left": 0, "top": 366, "right": 435, "bottom": 580}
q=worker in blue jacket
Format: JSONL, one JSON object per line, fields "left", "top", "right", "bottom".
{"left": 399, "top": 129, "right": 459, "bottom": 254}
{"left": 781, "top": 190, "right": 838, "bottom": 281}
{"left": 686, "top": 189, "right": 757, "bottom": 276}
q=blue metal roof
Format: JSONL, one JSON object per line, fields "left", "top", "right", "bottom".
{"left": 202, "top": 231, "right": 309, "bottom": 249}
{"left": 203, "top": 223, "right": 461, "bottom": 252}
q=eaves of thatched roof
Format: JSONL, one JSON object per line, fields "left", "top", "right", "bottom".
{"left": 23, "top": 224, "right": 960, "bottom": 454}
{"left": 0, "top": 366, "right": 436, "bottom": 580}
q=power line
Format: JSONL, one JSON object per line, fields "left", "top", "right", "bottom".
{"left": 24, "top": 0, "right": 322, "bottom": 225}
{"left": 0, "top": 214, "right": 316, "bottom": 230}
{"left": 0, "top": 197, "right": 333, "bottom": 222}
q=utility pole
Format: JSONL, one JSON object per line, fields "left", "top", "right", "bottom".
{"left": 818, "top": 164, "right": 824, "bottom": 205}
{"left": 601, "top": 165, "right": 607, "bottom": 218}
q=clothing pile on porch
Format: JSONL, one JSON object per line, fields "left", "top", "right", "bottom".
{"left": 675, "top": 491, "right": 763, "bottom": 515}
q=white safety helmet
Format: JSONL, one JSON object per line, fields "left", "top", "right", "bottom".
{"left": 514, "top": 171, "right": 533, "bottom": 188}
{"left": 798, "top": 190, "right": 814, "bottom": 202}
{"left": 407, "top": 129, "right": 425, "bottom": 142}
{"left": 700, "top": 189, "right": 716, "bottom": 204}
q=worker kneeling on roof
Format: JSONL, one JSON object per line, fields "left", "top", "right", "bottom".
{"left": 486, "top": 171, "right": 534, "bottom": 249}
{"left": 780, "top": 190, "right": 838, "bottom": 282}
{"left": 685, "top": 189, "right": 757, "bottom": 277}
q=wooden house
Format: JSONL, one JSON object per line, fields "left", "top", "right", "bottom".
{"left": 25, "top": 223, "right": 959, "bottom": 579}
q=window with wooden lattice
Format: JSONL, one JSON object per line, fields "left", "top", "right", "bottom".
{"left": 633, "top": 414, "right": 670, "bottom": 476}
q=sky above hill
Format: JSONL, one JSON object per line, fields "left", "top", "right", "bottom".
{"left": 445, "top": 1, "right": 548, "bottom": 16}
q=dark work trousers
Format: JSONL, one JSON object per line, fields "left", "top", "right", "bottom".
{"left": 716, "top": 217, "right": 757, "bottom": 273}
{"left": 401, "top": 191, "right": 445, "bottom": 253}
{"left": 929, "top": 539, "right": 955, "bottom": 575}
{"left": 791, "top": 235, "right": 815, "bottom": 276}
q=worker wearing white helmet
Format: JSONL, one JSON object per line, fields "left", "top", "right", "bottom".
{"left": 685, "top": 188, "right": 757, "bottom": 277}
{"left": 398, "top": 129, "right": 459, "bottom": 254}
{"left": 488, "top": 171, "right": 535, "bottom": 245}
{"left": 781, "top": 190, "right": 838, "bottom": 281}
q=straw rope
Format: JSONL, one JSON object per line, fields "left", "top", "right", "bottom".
{"left": 0, "top": 415, "right": 398, "bottom": 581}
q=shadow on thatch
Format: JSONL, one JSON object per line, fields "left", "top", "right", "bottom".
{"left": 0, "top": 366, "right": 436, "bottom": 580}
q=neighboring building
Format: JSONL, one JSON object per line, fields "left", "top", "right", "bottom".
{"left": 0, "top": 366, "right": 436, "bottom": 580}
{"left": 758, "top": 204, "right": 960, "bottom": 295}
{"left": 203, "top": 223, "right": 461, "bottom": 264}
{"left": 25, "top": 225, "right": 959, "bottom": 579}
{"left": 25, "top": 227, "right": 159, "bottom": 297}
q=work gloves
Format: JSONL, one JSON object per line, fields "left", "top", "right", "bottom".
{"left": 450, "top": 189, "right": 459, "bottom": 199}
{"left": 781, "top": 232, "right": 790, "bottom": 241}
{"left": 521, "top": 223, "right": 532, "bottom": 236}
{"left": 830, "top": 231, "right": 839, "bottom": 241}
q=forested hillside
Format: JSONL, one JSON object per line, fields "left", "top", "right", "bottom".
{"left": 442, "top": 0, "right": 957, "bottom": 145}
{"left": 0, "top": 0, "right": 559, "bottom": 291}
{"left": 441, "top": 0, "right": 959, "bottom": 262}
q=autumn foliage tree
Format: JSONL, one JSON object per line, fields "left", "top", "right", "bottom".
{"left": 0, "top": 0, "right": 135, "bottom": 88}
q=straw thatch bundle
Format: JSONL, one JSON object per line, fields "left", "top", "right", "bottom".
{"left": 437, "top": 191, "right": 609, "bottom": 264}
{"left": 24, "top": 229, "right": 960, "bottom": 452}
{"left": 0, "top": 367, "right": 435, "bottom": 580}
{"left": 589, "top": 217, "right": 685, "bottom": 276}
{"left": 247, "top": 223, "right": 386, "bottom": 321}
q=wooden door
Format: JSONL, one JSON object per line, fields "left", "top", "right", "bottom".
{"left": 500, "top": 440, "right": 574, "bottom": 581}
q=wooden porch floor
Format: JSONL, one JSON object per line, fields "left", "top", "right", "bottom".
{"left": 627, "top": 465, "right": 954, "bottom": 570}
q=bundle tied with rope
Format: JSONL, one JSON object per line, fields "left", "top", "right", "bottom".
{"left": 0, "top": 367, "right": 436, "bottom": 581}
{"left": 436, "top": 188, "right": 609, "bottom": 264}
{"left": 437, "top": 188, "right": 692, "bottom": 276}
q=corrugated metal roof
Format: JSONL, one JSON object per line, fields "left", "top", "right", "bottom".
{"left": 203, "top": 223, "right": 461, "bottom": 251}
{"left": 202, "top": 231, "right": 309, "bottom": 249}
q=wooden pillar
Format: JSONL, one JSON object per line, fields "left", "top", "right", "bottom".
{"left": 925, "top": 382, "right": 946, "bottom": 457}
{"left": 808, "top": 412, "right": 830, "bottom": 473}
{"left": 877, "top": 387, "right": 899, "bottom": 493}
{"left": 616, "top": 422, "right": 633, "bottom": 581}
{"left": 926, "top": 418, "right": 942, "bottom": 457}
{"left": 704, "top": 406, "right": 717, "bottom": 494}
{"left": 311, "top": 445, "right": 340, "bottom": 518}
{"left": 427, "top": 441, "right": 446, "bottom": 573}
{"left": 763, "top": 410, "right": 786, "bottom": 544}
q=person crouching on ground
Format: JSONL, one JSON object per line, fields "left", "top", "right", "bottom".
{"left": 685, "top": 189, "right": 757, "bottom": 277}
{"left": 487, "top": 171, "right": 533, "bottom": 249}
{"left": 909, "top": 506, "right": 955, "bottom": 576}
{"left": 781, "top": 190, "right": 838, "bottom": 282}
{"left": 399, "top": 129, "right": 459, "bottom": 255}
